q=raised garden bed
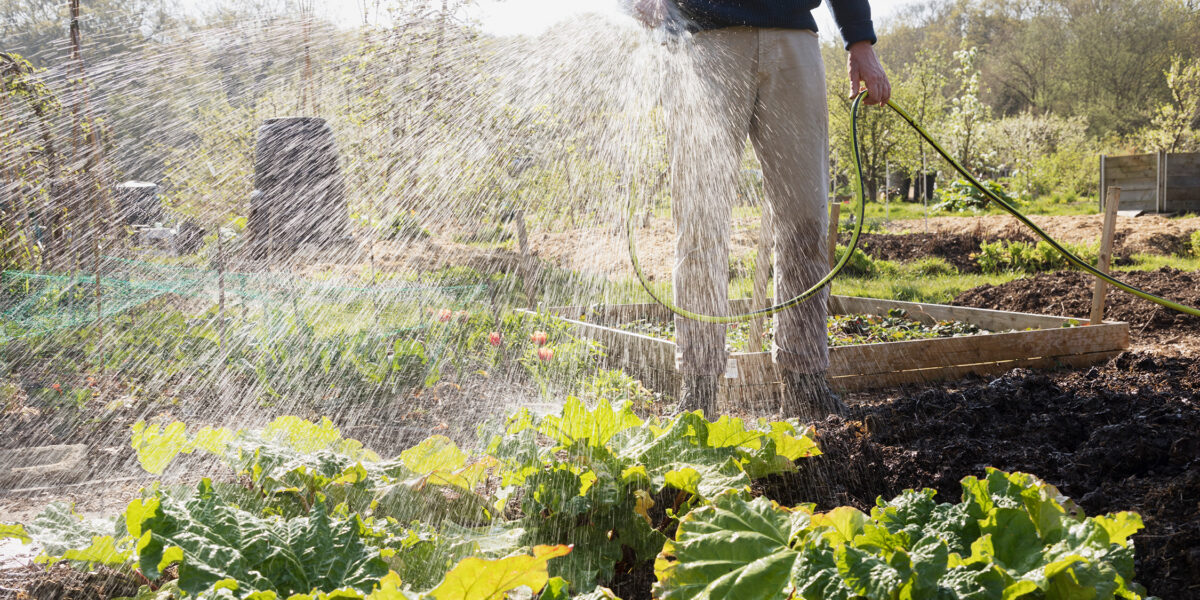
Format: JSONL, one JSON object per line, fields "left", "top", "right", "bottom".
{"left": 523, "top": 296, "right": 1130, "bottom": 403}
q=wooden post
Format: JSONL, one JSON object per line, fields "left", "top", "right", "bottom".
{"left": 748, "top": 207, "right": 774, "bottom": 352}
{"left": 883, "top": 160, "right": 890, "bottom": 221}
{"left": 514, "top": 209, "right": 535, "bottom": 309}
{"left": 1098, "top": 155, "right": 1106, "bottom": 212}
{"left": 216, "top": 224, "right": 226, "bottom": 349}
{"left": 1157, "top": 150, "right": 1168, "bottom": 213}
{"left": 827, "top": 201, "right": 841, "bottom": 270}
{"left": 1090, "top": 186, "right": 1121, "bottom": 325}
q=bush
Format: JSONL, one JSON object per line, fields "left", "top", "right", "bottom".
{"left": 982, "top": 112, "right": 1096, "bottom": 198}
{"left": 933, "top": 179, "right": 1019, "bottom": 212}
{"left": 383, "top": 211, "right": 431, "bottom": 241}
{"left": 976, "top": 239, "right": 1098, "bottom": 274}
{"left": 1191, "top": 230, "right": 1200, "bottom": 257}
{"left": 905, "top": 257, "right": 957, "bottom": 277}
{"left": 833, "top": 245, "right": 877, "bottom": 277}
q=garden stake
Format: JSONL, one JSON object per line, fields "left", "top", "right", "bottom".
{"left": 1090, "top": 186, "right": 1121, "bottom": 324}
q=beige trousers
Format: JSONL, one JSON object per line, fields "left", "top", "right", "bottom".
{"left": 670, "top": 27, "right": 830, "bottom": 376}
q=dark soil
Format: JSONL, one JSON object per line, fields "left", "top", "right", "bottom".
{"left": 0, "top": 565, "right": 141, "bottom": 600}
{"left": 775, "top": 352, "right": 1200, "bottom": 600}
{"left": 952, "top": 267, "right": 1200, "bottom": 346}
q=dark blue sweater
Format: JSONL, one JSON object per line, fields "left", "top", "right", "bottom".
{"left": 673, "top": 0, "right": 877, "bottom": 49}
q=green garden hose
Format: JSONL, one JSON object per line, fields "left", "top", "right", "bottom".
{"left": 628, "top": 92, "right": 1200, "bottom": 322}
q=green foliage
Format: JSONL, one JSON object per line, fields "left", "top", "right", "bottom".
{"left": 1190, "top": 230, "right": 1200, "bottom": 258}
{"left": 10, "top": 411, "right": 1158, "bottom": 600}
{"left": 32, "top": 404, "right": 816, "bottom": 598}
{"left": 907, "top": 257, "right": 957, "bottom": 278}
{"left": 1138, "top": 55, "right": 1200, "bottom": 152}
{"left": 132, "top": 481, "right": 389, "bottom": 597}
{"left": 493, "top": 398, "right": 820, "bottom": 589}
{"left": 828, "top": 309, "right": 982, "bottom": 346}
{"left": 655, "top": 469, "right": 1149, "bottom": 600}
{"left": 934, "top": 179, "right": 1019, "bottom": 213}
{"left": 382, "top": 212, "right": 432, "bottom": 242}
{"left": 833, "top": 245, "right": 879, "bottom": 278}
{"left": 983, "top": 112, "right": 1096, "bottom": 198}
{"left": 1, "top": 274, "right": 604, "bottom": 412}
{"left": 20, "top": 503, "right": 129, "bottom": 567}
{"left": 975, "top": 240, "right": 1098, "bottom": 274}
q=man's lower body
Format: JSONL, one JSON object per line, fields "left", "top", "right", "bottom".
{"left": 669, "top": 26, "right": 846, "bottom": 420}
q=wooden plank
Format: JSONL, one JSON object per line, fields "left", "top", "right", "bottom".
{"left": 556, "top": 297, "right": 1099, "bottom": 331}
{"left": 1105, "top": 154, "right": 1156, "bottom": 168}
{"left": 828, "top": 351, "right": 1123, "bottom": 392}
{"left": 1158, "top": 150, "right": 1166, "bottom": 213}
{"left": 1091, "top": 187, "right": 1121, "bottom": 324}
{"left": 1164, "top": 153, "right": 1200, "bottom": 168}
{"left": 1105, "top": 181, "right": 1156, "bottom": 190}
{"left": 540, "top": 303, "right": 672, "bottom": 323}
{"left": 728, "top": 322, "right": 1127, "bottom": 378}
{"left": 833, "top": 324, "right": 1126, "bottom": 374}
{"left": 1117, "top": 197, "right": 1156, "bottom": 212}
{"left": 1103, "top": 167, "right": 1157, "bottom": 179}
{"left": 1164, "top": 176, "right": 1200, "bottom": 188}
{"left": 828, "top": 295, "right": 1074, "bottom": 329}
{"left": 533, "top": 297, "right": 1131, "bottom": 395}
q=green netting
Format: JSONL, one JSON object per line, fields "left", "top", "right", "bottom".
{"left": 0, "top": 256, "right": 489, "bottom": 343}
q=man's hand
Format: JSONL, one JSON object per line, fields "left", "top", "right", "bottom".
{"left": 633, "top": 0, "right": 667, "bottom": 28}
{"left": 848, "top": 41, "right": 891, "bottom": 105}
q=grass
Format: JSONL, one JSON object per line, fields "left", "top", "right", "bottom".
{"left": 859, "top": 195, "right": 1098, "bottom": 224}
{"left": 597, "top": 251, "right": 1199, "bottom": 310}
{"left": 1116, "top": 253, "right": 1200, "bottom": 272}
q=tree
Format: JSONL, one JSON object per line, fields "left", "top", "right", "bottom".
{"left": 945, "top": 46, "right": 991, "bottom": 170}
{"left": 1139, "top": 55, "right": 1200, "bottom": 152}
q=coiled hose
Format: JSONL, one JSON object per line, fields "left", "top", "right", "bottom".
{"left": 628, "top": 92, "right": 1200, "bottom": 322}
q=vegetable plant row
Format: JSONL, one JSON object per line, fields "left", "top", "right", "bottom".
{"left": 1, "top": 401, "right": 1153, "bottom": 600}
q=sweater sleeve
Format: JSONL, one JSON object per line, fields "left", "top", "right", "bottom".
{"left": 827, "top": 0, "right": 877, "bottom": 49}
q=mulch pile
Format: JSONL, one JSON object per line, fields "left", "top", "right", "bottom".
{"left": 778, "top": 352, "right": 1200, "bottom": 599}
{"left": 952, "top": 267, "right": 1200, "bottom": 345}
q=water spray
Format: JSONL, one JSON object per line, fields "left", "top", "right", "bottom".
{"left": 628, "top": 92, "right": 1200, "bottom": 323}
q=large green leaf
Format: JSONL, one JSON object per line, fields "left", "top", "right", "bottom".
{"left": 653, "top": 492, "right": 809, "bottom": 600}
{"left": 658, "top": 470, "right": 1150, "bottom": 600}
{"left": 428, "top": 544, "right": 571, "bottom": 600}
{"left": 23, "top": 502, "right": 127, "bottom": 565}
{"left": 0, "top": 523, "right": 30, "bottom": 543}
{"left": 537, "top": 397, "right": 643, "bottom": 447}
{"left": 133, "top": 480, "right": 388, "bottom": 598}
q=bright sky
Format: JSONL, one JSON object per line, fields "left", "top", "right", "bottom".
{"left": 317, "top": 0, "right": 922, "bottom": 40}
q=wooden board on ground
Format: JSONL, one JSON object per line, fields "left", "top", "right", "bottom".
{"left": 522, "top": 296, "right": 1130, "bottom": 407}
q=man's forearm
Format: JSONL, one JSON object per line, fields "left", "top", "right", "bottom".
{"left": 828, "top": 0, "right": 877, "bottom": 49}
